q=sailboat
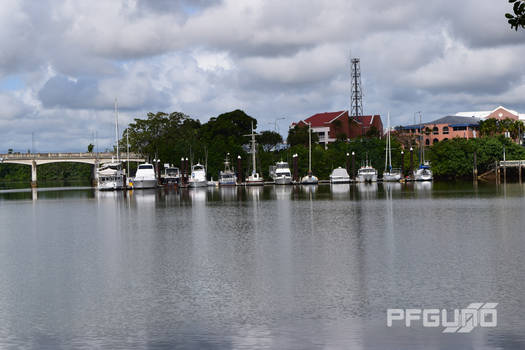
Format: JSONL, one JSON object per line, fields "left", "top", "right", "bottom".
{"left": 413, "top": 112, "right": 433, "bottom": 181}
{"left": 97, "top": 99, "right": 125, "bottom": 190}
{"left": 301, "top": 122, "right": 319, "bottom": 184}
{"left": 245, "top": 122, "right": 264, "bottom": 186}
{"left": 383, "top": 112, "right": 401, "bottom": 182}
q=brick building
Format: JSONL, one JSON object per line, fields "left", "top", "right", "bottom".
{"left": 291, "top": 111, "right": 383, "bottom": 148}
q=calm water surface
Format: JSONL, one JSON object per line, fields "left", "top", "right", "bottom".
{"left": 0, "top": 183, "right": 524, "bottom": 349}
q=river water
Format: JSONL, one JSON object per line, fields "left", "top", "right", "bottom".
{"left": 0, "top": 182, "right": 524, "bottom": 349}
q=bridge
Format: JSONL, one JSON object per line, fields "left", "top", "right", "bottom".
{"left": 0, "top": 152, "right": 145, "bottom": 187}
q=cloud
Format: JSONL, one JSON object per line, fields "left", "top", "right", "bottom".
{"left": 0, "top": 0, "right": 524, "bottom": 152}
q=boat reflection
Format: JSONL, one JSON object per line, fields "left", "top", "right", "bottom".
{"left": 245, "top": 185, "right": 263, "bottom": 201}
{"left": 274, "top": 185, "right": 292, "bottom": 199}
{"left": 355, "top": 182, "right": 378, "bottom": 199}
{"left": 218, "top": 186, "right": 238, "bottom": 201}
{"left": 330, "top": 183, "right": 350, "bottom": 198}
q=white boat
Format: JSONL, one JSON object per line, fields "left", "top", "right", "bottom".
{"left": 414, "top": 162, "right": 433, "bottom": 181}
{"left": 160, "top": 164, "right": 180, "bottom": 185}
{"left": 97, "top": 162, "right": 125, "bottom": 190}
{"left": 97, "top": 99, "right": 125, "bottom": 190}
{"left": 383, "top": 112, "right": 401, "bottom": 182}
{"left": 245, "top": 123, "right": 265, "bottom": 186}
{"left": 219, "top": 154, "right": 237, "bottom": 186}
{"left": 131, "top": 163, "right": 158, "bottom": 189}
{"left": 270, "top": 161, "right": 292, "bottom": 185}
{"left": 189, "top": 163, "right": 208, "bottom": 188}
{"left": 356, "top": 163, "right": 378, "bottom": 183}
{"left": 301, "top": 122, "right": 319, "bottom": 185}
{"left": 330, "top": 167, "right": 350, "bottom": 184}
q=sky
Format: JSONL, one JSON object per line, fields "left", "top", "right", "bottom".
{"left": 1, "top": 0, "right": 524, "bottom": 152}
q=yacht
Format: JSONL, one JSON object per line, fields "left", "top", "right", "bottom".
{"left": 330, "top": 167, "right": 350, "bottom": 184}
{"left": 301, "top": 122, "right": 319, "bottom": 185}
{"left": 189, "top": 163, "right": 208, "bottom": 188}
{"left": 414, "top": 162, "right": 433, "bottom": 181}
{"left": 356, "top": 163, "right": 378, "bottom": 183}
{"left": 219, "top": 154, "right": 237, "bottom": 186}
{"left": 271, "top": 161, "right": 292, "bottom": 185}
{"left": 245, "top": 122, "right": 265, "bottom": 186}
{"left": 160, "top": 164, "right": 180, "bottom": 185}
{"left": 97, "top": 162, "right": 125, "bottom": 190}
{"left": 383, "top": 112, "right": 401, "bottom": 182}
{"left": 131, "top": 163, "right": 158, "bottom": 189}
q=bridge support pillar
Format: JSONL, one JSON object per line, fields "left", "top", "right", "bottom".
{"left": 31, "top": 160, "right": 37, "bottom": 188}
{"left": 92, "top": 160, "right": 99, "bottom": 187}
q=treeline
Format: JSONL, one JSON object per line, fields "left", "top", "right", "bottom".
{"left": 0, "top": 163, "right": 93, "bottom": 182}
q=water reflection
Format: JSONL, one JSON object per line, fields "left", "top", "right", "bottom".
{"left": 330, "top": 183, "right": 350, "bottom": 198}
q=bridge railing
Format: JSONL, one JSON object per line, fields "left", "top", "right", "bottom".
{"left": 499, "top": 160, "right": 525, "bottom": 167}
{"left": 0, "top": 152, "right": 144, "bottom": 160}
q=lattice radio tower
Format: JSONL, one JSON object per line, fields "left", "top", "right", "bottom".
{"left": 350, "top": 58, "right": 363, "bottom": 119}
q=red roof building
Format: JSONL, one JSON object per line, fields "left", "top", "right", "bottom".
{"left": 291, "top": 111, "right": 383, "bottom": 148}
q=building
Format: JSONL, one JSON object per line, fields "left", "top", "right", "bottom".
{"left": 291, "top": 111, "right": 383, "bottom": 148}
{"left": 455, "top": 105, "right": 525, "bottom": 121}
{"left": 396, "top": 115, "right": 481, "bottom": 146}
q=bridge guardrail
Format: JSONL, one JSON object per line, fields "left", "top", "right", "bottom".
{"left": 499, "top": 160, "right": 525, "bottom": 167}
{"left": 0, "top": 152, "right": 144, "bottom": 160}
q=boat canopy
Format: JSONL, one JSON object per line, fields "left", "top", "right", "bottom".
{"left": 330, "top": 167, "right": 349, "bottom": 177}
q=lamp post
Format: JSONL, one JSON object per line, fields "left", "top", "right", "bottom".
{"left": 346, "top": 152, "right": 350, "bottom": 178}
{"left": 292, "top": 153, "right": 298, "bottom": 182}
{"left": 237, "top": 155, "right": 242, "bottom": 184}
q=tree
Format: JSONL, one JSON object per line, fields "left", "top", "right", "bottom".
{"left": 287, "top": 124, "right": 319, "bottom": 147}
{"left": 87, "top": 144, "right": 94, "bottom": 153}
{"left": 506, "top": 0, "right": 525, "bottom": 30}
{"left": 257, "top": 130, "right": 283, "bottom": 151}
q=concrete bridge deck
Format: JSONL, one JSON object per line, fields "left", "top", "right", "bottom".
{"left": 0, "top": 152, "right": 145, "bottom": 187}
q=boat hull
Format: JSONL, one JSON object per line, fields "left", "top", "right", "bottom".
{"left": 301, "top": 175, "right": 319, "bottom": 184}
{"left": 245, "top": 180, "right": 264, "bottom": 186}
{"left": 97, "top": 179, "right": 125, "bottom": 191}
{"left": 274, "top": 176, "right": 292, "bottom": 185}
{"left": 131, "top": 179, "right": 158, "bottom": 189}
{"left": 356, "top": 174, "right": 377, "bottom": 183}
{"left": 330, "top": 177, "right": 350, "bottom": 184}
{"left": 383, "top": 173, "right": 401, "bottom": 182}
{"left": 189, "top": 180, "right": 208, "bottom": 188}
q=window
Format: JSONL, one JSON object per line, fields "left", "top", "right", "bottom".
{"left": 444, "top": 138, "right": 449, "bottom": 141}
{"left": 432, "top": 126, "right": 439, "bottom": 135}
{"left": 443, "top": 126, "right": 449, "bottom": 134}
{"left": 453, "top": 126, "right": 466, "bottom": 131}
{"left": 433, "top": 138, "right": 439, "bottom": 144}
{"left": 425, "top": 139, "right": 430, "bottom": 146}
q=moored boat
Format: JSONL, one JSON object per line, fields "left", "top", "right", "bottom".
{"left": 160, "top": 164, "right": 180, "bottom": 185}
{"left": 330, "top": 167, "right": 350, "bottom": 184}
{"left": 219, "top": 154, "right": 237, "bottom": 186}
{"left": 189, "top": 163, "right": 208, "bottom": 188}
{"left": 245, "top": 123, "right": 265, "bottom": 186}
{"left": 97, "top": 162, "right": 125, "bottom": 190}
{"left": 270, "top": 161, "right": 292, "bottom": 185}
{"left": 131, "top": 163, "right": 158, "bottom": 189}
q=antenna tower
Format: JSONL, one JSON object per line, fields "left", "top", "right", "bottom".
{"left": 350, "top": 58, "right": 363, "bottom": 119}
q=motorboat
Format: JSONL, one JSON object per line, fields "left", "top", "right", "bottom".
{"left": 301, "top": 171, "right": 319, "bottom": 184}
{"left": 356, "top": 163, "right": 378, "bottom": 183}
{"left": 160, "top": 164, "right": 180, "bottom": 185}
{"left": 189, "top": 163, "right": 208, "bottom": 188}
{"left": 219, "top": 154, "right": 237, "bottom": 186}
{"left": 131, "top": 163, "right": 158, "bottom": 189}
{"left": 97, "top": 162, "right": 125, "bottom": 190}
{"left": 270, "top": 161, "right": 292, "bottom": 185}
{"left": 330, "top": 167, "right": 350, "bottom": 184}
{"left": 414, "top": 163, "right": 433, "bottom": 181}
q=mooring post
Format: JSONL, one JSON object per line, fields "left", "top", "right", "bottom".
{"left": 496, "top": 161, "right": 499, "bottom": 184}
{"left": 410, "top": 147, "right": 414, "bottom": 180}
{"left": 237, "top": 155, "right": 242, "bottom": 184}
{"left": 519, "top": 162, "right": 522, "bottom": 184}
{"left": 473, "top": 150, "right": 478, "bottom": 182}
{"left": 31, "top": 160, "right": 37, "bottom": 188}
{"left": 292, "top": 154, "right": 298, "bottom": 183}
{"left": 346, "top": 153, "right": 350, "bottom": 178}
{"left": 351, "top": 151, "right": 355, "bottom": 181}
{"left": 185, "top": 157, "right": 189, "bottom": 185}
{"left": 401, "top": 150, "right": 405, "bottom": 179}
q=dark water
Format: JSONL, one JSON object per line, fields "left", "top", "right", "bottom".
{"left": 0, "top": 183, "right": 524, "bottom": 349}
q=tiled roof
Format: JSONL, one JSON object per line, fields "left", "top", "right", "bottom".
{"left": 303, "top": 111, "right": 346, "bottom": 127}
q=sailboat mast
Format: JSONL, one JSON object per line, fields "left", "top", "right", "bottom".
{"left": 385, "top": 113, "right": 389, "bottom": 172}
{"left": 114, "top": 98, "right": 120, "bottom": 162}
{"left": 419, "top": 112, "right": 423, "bottom": 165}
{"left": 251, "top": 122, "right": 257, "bottom": 174}
{"left": 126, "top": 128, "right": 130, "bottom": 176}
{"left": 388, "top": 112, "right": 392, "bottom": 169}
{"left": 308, "top": 122, "right": 312, "bottom": 172}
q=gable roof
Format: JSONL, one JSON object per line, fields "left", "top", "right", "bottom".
{"left": 303, "top": 111, "right": 347, "bottom": 127}
{"left": 399, "top": 115, "right": 481, "bottom": 129}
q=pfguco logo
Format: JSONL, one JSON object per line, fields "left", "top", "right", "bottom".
{"left": 387, "top": 303, "right": 498, "bottom": 333}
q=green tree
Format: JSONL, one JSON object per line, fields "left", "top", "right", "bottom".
{"left": 287, "top": 125, "right": 319, "bottom": 147}
{"left": 506, "top": 0, "right": 525, "bottom": 30}
{"left": 257, "top": 130, "right": 283, "bottom": 151}
{"left": 87, "top": 144, "right": 94, "bottom": 153}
